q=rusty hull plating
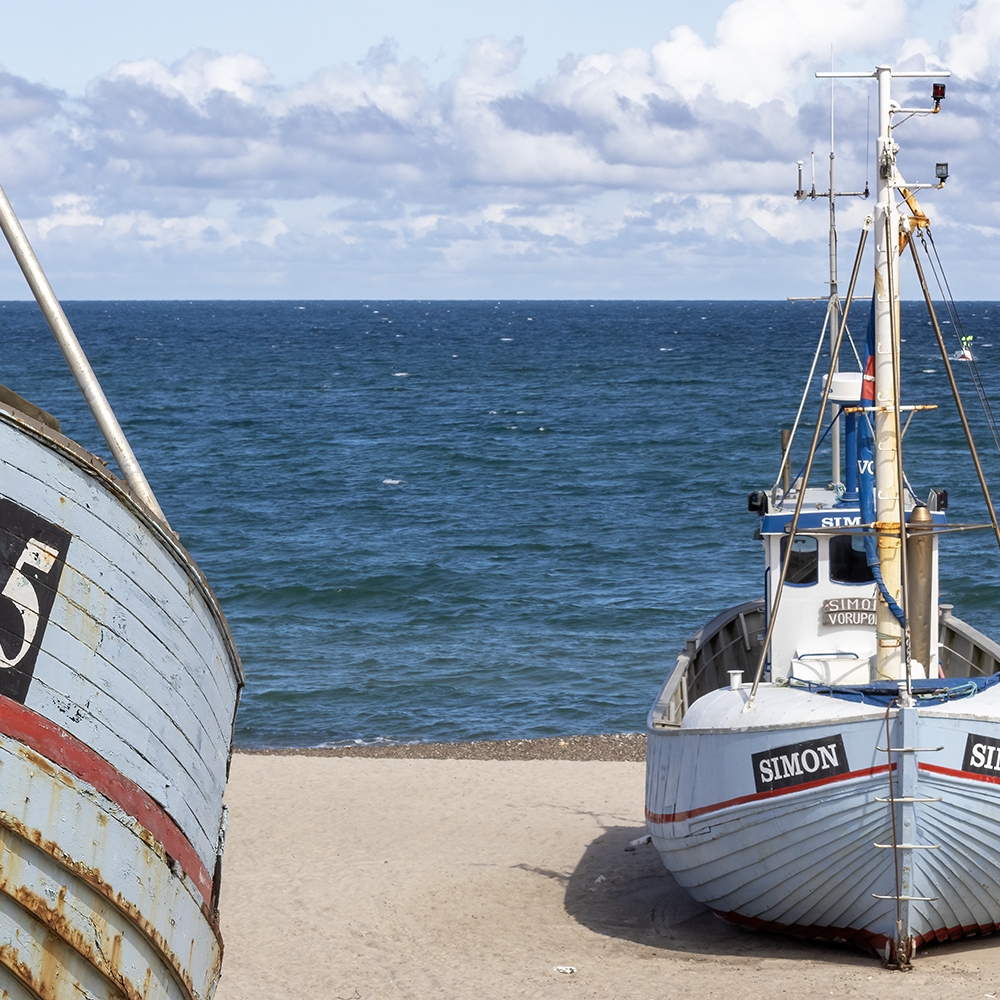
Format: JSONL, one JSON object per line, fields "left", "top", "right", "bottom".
{"left": 0, "top": 389, "right": 242, "bottom": 995}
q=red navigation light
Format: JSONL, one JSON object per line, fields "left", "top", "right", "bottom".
{"left": 933, "top": 83, "right": 946, "bottom": 101}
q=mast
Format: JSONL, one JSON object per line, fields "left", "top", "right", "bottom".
{"left": 816, "top": 65, "right": 950, "bottom": 682}
{"left": 872, "top": 65, "right": 904, "bottom": 680}
{"left": 794, "top": 65, "right": 867, "bottom": 489}
{"left": 829, "top": 73, "right": 841, "bottom": 486}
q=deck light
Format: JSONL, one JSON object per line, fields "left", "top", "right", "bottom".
{"left": 933, "top": 83, "right": 946, "bottom": 101}
{"left": 936, "top": 163, "right": 949, "bottom": 183}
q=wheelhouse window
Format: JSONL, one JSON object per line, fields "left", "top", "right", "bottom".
{"left": 780, "top": 535, "right": 818, "bottom": 585}
{"left": 829, "top": 534, "right": 874, "bottom": 584}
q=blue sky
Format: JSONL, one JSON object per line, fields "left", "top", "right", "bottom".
{"left": 0, "top": 0, "right": 992, "bottom": 298}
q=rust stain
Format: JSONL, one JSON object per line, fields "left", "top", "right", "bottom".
{"left": 17, "top": 748, "right": 74, "bottom": 787}
{"left": 38, "top": 931, "right": 61, "bottom": 999}
{"left": 9, "top": 881, "right": 166, "bottom": 1000}
{"left": 0, "top": 941, "right": 44, "bottom": 999}
{"left": 0, "top": 812, "right": 209, "bottom": 1000}
{"left": 109, "top": 934, "right": 122, "bottom": 973}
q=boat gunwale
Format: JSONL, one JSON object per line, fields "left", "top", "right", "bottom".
{"left": 648, "top": 691, "right": 890, "bottom": 736}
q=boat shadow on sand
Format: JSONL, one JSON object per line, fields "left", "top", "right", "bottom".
{"left": 563, "top": 824, "right": 1000, "bottom": 967}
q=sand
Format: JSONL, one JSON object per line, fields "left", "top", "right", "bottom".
{"left": 215, "top": 742, "right": 1000, "bottom": 1000}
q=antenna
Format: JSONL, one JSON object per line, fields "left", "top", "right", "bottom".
{"left": 792, "top": 61, "right": 869, "bottom": 488}
{"left": 865, "top": 94, "right": 871, "bottom": 195}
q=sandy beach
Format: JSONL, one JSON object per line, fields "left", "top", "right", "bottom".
{"left": 215, "top": 741, "right": 1000, "bottom": 999}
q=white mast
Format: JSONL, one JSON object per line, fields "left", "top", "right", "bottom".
{"left": 816, "top": 65, "right": 949, "bottom": 681}
{"left": 872, "top": 65, "right": 904, "bottom": 680}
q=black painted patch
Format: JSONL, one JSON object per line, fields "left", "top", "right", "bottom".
{"left": 962, "top": 733, "right": 1000, "bottom": 776}
{"left": 751, "top": 734, "right": 849, "bottom": 793}
{"left": 0, "top": 499, "right": 71, "bottom": 703}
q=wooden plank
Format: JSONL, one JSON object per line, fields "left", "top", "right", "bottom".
{"left": 1, "top": 453, "right": 236, "bottom": 741}
{"left": 2, "top": 433, "right": 238, "bottom": 706}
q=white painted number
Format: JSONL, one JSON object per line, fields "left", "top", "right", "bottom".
{"left": 0, "top": 538, "right": 59, "bottom": 669}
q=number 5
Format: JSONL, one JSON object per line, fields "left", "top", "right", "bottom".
{"left": 1, "top": 538, "right": 59, "bottom": 669}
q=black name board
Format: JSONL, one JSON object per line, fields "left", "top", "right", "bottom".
{"left": 962, "top": 733, "right": 1000, "bottom": 776}
{"left": 751, "top": 734, "right": 849, "bottom": 793}
{"left": 0, "top": 499, "right": 71, "bottom": 703}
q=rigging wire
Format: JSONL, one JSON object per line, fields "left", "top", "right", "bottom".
{"left": 771, "top": 308, "right": 831, "bottom": 497}
{"left": 917, "top": 227, "right": 1000, "bottom": 458}
{"left": 770, "top": 299, "right": 862, "bottom": 501}
{"left": 843, "top": 309, "right": 862, "bottom": 369}
{"left": 777, "top": 416, "right": 838, "bottom": 508}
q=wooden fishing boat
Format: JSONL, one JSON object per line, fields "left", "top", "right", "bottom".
{"left": 645, "top": 65, "right": 1000, "bottom": 967}
{"left": 0, "top": 185, "right": 242, "bottom": 995}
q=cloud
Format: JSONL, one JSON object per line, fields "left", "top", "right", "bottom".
{"left": 0, "top": 1, "right": 994, "bottom": 297}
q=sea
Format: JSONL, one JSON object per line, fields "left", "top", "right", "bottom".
{"left": 3, "top": 299, "right": 1000, "bottom": 749}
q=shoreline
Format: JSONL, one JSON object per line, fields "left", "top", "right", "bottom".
{"left": 235, "top": 731, "right": 647, "bottom": 761}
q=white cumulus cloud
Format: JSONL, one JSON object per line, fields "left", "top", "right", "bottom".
{"left": 0, "top": 0, "right": 992, "bottom": 297}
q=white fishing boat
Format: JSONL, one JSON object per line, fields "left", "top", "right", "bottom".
{"left": 0, "top": 186, "right": 242, "bottom": 994}
{"left": 645, "top": 65, "right": 1000, "bottom": 967}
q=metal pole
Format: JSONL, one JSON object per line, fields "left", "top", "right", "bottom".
{"left": 0, "top": 182, "right": 166, "bottom": 523}
{"left": 885, "top": 213, "right": 913, "bottom": 692}
{"left": 829, "top": 68, "right": 841, "bottom": 487}
{"left": 746, "top": 218, "right": 871, "bottom": 710}
{"left": 873, "top": 65, "right": 904, "bottom": 681}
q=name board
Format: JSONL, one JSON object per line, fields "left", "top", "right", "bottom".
{"left": 962, "top": 733, "right": 1000, "bottom": 776}
{"left": 822, "top": 597, "right": 877, "bottom": 627}
{"left": 751, "top": 735, "right": 849, "bottom": 793}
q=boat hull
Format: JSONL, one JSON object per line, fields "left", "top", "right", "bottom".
{"left": 646, "top": 684, "right": 1000, "bottom": 960}
{"left": 0, "top": 403, "right": 241, "bottom": 997}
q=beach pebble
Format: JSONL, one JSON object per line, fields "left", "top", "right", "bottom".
{"left": 244, "top": 732, "right": 646, "bottom": 762}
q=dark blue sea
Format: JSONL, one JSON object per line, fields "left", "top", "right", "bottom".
{"left": 2, "top": 299, "right": 1000, "bottom": 748}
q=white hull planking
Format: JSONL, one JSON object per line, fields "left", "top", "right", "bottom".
{"left": 647, "top": 683, "right": 1000, "bottom": 954}
{"left": 0, "top": 402, "right": 242, "bottom": 998}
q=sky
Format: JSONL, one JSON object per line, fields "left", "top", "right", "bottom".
{"left": 0, "top": 0, "right": 993, "bottom": 299}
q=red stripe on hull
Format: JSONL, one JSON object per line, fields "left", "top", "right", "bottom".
{"left": 919, "top": 761, "right": 1000, "bottom": 786}
{"left": 645, "top": 764, "right": 892, "bottom": 824}
{"left": 715, "top": 906, "right": 890, "bottom": 955}
{"left": 0, "top": 695, "right": 213, "bottom": 905}
{"left": 717, "top": 907, "right": 1000, "bottom": 956}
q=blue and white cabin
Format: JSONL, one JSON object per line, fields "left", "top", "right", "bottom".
{"left": 754, "top": 369, "right": 944, "bottom": 686}
{"left": 756, "top": 490, "right": 944, "bottom": 686}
